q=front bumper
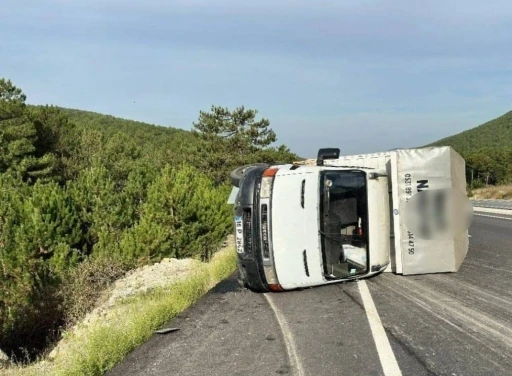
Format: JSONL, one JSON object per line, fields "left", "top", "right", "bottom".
{"left": 233, "top": 166, "right": 271, "bottom": 292}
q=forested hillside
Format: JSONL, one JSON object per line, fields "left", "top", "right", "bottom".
{"left": 428, "top": 111, "right": 512, "bottom": 186}
{"left": 0, "top": 78, "right": 297, "bottom": 360}
{"left": 53, "top": 107, "right": 200, "bottom": 173}
{"left": 429, "top": 111, "right": 512, "bottom": 155}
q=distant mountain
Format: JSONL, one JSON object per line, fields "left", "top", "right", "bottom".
{"left": 427, "top": 111, "right": 512, "bottom": 156}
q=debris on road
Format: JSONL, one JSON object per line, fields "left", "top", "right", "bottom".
{"left": 155, "top": 328, "right": 180, "bottom": 334}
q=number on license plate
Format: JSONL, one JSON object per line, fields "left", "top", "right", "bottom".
{"left": 234, "top": 216, "right": 244, "bottom": 253}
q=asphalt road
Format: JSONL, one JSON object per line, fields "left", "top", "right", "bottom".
{"left": 108, "top": 214, "right": 512, "bottom": 376}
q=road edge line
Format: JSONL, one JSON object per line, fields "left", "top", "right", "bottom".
{"left": 264, "top": 294, "right": 305, "bottom": 376}
{"left": 473, "top": 207, "right": 512, "bottom": 215}
{"left": 358, "top": 280, "right": 402, "bottom": 376}
{"left": 474, "top": 213, "right": 512, "bottom": 221}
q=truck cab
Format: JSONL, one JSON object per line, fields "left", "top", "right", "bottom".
{"left": 231, "top": 149, "right": 390, "bottom": 292}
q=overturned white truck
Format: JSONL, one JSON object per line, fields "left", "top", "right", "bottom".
{"left": 228, "top": 146, "right": 472, "bottom": 292}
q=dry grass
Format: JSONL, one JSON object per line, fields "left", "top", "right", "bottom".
{"left": 470, "top": 185, "right": 512, "bottom": 200}
{"left": 60, "top": 257, "right": 129, "bottom": 328}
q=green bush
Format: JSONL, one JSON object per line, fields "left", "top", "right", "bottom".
{"left": 0, "top": 177, "right": 82, "bottom": 358}
{"left": 119, "top": 165, "right": 232, "bottom": 264}
{"left": 67, "top": 165, "right": 131, "bottom": 255}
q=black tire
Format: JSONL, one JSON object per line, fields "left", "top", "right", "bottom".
{"left": 230, "top": 163, "right": 269, "bottom": 187}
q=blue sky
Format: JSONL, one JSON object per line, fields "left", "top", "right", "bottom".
{"left": 1, "top": 0, "right": 511, "bottom": 156}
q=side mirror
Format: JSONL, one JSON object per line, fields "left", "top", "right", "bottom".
{"left": 317, "top": 148, "right": 340, "bottom": 166}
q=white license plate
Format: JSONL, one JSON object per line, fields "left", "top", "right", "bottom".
{"left": 235, "top": 216, "right": 244, "bottom": 253}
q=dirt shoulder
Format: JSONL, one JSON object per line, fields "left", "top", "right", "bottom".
{"left": 471, "top": 185, "right": 512, "bottom": 200}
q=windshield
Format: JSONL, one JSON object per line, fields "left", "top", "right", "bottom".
{"left": 319, "top": 170, "right": 369, "bottom": 279}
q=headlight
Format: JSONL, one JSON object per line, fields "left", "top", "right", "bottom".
{"left": 260, "top": 177, "right": 273, "bottom": 198}
{"left": 260, "top": 168, "right": 278, "bottom": 198}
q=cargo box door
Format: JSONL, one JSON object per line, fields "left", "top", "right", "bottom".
{"left": 395, "top": 147, "right": 469, "bottom": 275}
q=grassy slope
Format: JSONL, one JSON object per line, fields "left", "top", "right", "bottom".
{"left": 5, "top": 243, "right": 237, "bottom": 376}
{"left": 427, "top": 110, "right": 512, "bottom": 156}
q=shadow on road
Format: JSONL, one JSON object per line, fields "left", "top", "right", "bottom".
{"left": 210, "top": 272, "right": 244, "bottom": 295}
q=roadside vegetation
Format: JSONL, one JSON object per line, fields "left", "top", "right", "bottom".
{"left": 469, "top": 185, "right": 512, "bottom": 200}
{"left": 4, "top": 242, "right": 237, "bottom": 376}
{"left": 0, "top": 78, "right": 297, "bottom": 364}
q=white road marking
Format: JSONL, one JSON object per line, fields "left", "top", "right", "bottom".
{"left": 359, "top": 280, "right": 402, "bottom": 376}
{"left": 472, "top": 207, "right": 512, "bottom": 215}
{"left": 264, "top": 294, "right": 305, "bottom": 376}
{"left": 475, "top": 213, "right": 512, "bottom": 221}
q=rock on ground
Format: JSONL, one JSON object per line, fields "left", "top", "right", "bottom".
{"left": 107, "top": 257, "right": 202, "bottom": 305}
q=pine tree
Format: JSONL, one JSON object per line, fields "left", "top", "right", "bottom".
{"left": 191, "top": 105, "right": 296, "bottom": 184}
{"left": 193, "top": 105, "right": 276, "bottom": 154}
{"left": 30, "top": 105, "right": 76, "bottom": 181}
{"left": 0, "top": 79, "right": 56, "bottom": 182}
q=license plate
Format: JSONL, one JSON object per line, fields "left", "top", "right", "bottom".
{"left": 234, "top": 216, "right": 244, "bottom": 253}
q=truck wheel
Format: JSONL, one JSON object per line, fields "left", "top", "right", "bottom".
{"left": 230, "top": 163, "right": 269, "bottom": 187}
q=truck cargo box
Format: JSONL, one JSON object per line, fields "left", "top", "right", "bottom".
{"left": 323, "top": 146, "right": 469, "bottom": 275}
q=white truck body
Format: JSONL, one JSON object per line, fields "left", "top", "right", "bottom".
{"left": 230, "top": 146, "right": 470, "bottom": 291}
